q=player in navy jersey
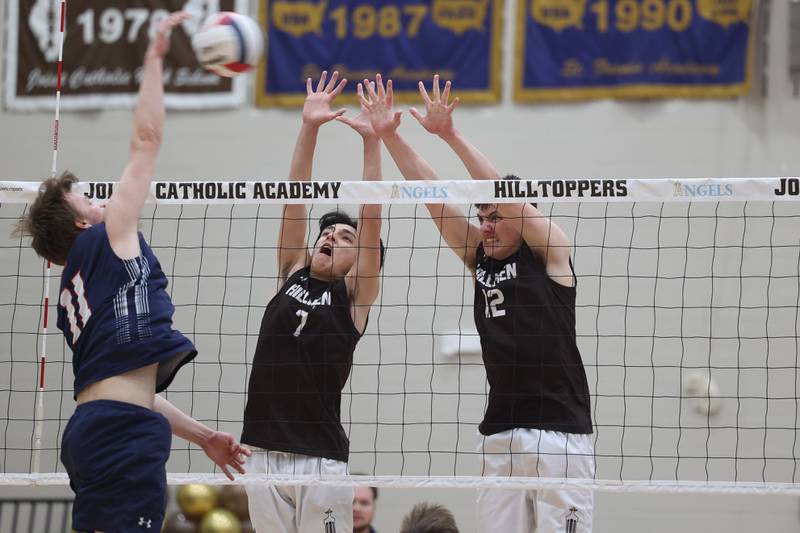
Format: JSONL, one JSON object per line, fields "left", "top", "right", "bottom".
{"left": 15, "top": 13, "right": 249, "bottom": 533}
{"left": 360, "top": 75, "right": 595, "bottom": 533}
{"left": 241, "top": 74, "right": 384, "bottom": 533}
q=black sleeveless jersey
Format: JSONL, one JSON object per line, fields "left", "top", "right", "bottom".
{"left": 474, "top": 243, "right": 592, "bottom": 436}
{"left": 241, "top": 267, "right": 361, "bottom": 462}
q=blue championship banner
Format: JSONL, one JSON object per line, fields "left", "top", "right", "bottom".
{"left": 256, "top": 0, "right": 502, "bottom": 106}
{"left": 514, "top": 0, "right": 754, "bottom": 101}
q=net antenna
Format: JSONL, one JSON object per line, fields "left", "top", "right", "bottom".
{"left": 32, "top": 0, "right": 68, "bottom": 475}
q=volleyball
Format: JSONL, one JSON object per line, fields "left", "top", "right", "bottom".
{"left": 191, "top": 12, "right": 263, "bottom": 77}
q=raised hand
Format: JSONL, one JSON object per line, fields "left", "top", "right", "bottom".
{"left": 336, "top": 82, "right": 378, "bottom": 139}
{"left": 359, "top": 74, "right": 402, "bottom": 138}
{"left": 200, "top": 431, "right": 252, "bottom": 481}
{"left": 303, "top": 70, "right": 348, "bottom": 127}
{"left": 150, "top": 11, "right": 190, "bottom": 58}
{"left": 409, "top": 74, "right": 459, "bottom": 138}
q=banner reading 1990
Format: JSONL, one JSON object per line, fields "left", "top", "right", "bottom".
{"left": 256, "top": 0, "right": 502, "bottom": 106}
{"left": 514, "top": 0, "right": 754, "bottom": 101}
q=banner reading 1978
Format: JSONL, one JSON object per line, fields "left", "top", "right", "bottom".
{"left": 256, "top": 0, "right": 502, "bottom": 106}
{"left": 514, "top": 0, "right": 754, "bottom": 101}
{"left": 5, "top": 0, "right": 248, "bottom": 111}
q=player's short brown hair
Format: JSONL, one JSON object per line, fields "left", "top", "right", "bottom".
{"left": 13, "top": 172, "right": 82, "bottom": 265}
{"left": 475, "top": 174, "right": 537, "bottom": 211}
{"left": 400, "top": 502, "right": 459, "bottom": 533}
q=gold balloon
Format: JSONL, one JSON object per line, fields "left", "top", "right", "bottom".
{"left": 199, "top": 509, "right": 241, "bottom": 533}
{"left": 219, "top": 485, "right": 250, "bottom": 520}
{"left": 162, "top": 511, "right": 199, "bottom": 533}
{"left": 177, "top": 484, "right": 219, "bottom": 520}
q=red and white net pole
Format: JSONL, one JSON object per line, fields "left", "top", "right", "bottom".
{"left": 33, "top": 0, "right": 67, "bottom": 474}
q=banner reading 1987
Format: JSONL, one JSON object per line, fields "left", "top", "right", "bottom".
{"left": 256, "top": 0, "right": 502, "bottom": 107}
{"left": 514, "top": 0, "right": 754, "bottom": 102}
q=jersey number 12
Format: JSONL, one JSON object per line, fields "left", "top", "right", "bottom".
{"left": 482, "top": 288, "right": 506, "bottom": 318}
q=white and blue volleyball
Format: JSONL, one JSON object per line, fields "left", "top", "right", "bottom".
{"left": 192, "top": 12, "right": 263, "bottom": 77}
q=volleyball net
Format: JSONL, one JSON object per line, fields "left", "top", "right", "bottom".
{"left": 1, "top": 177, "right": 799, "bottom": 494}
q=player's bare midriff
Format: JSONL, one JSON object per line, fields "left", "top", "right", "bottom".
{"left": 76, "top": 363, "right": 159, "bottom": 409}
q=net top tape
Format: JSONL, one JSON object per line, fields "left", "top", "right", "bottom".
{"left": 1, "top": 177, "right": 799, "bottom": 205}
{"left": 2, "top": 474, "right": 799, "bottom": 494}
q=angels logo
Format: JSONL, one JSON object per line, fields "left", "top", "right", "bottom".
{"left": 28, "top": 0, "right": 60, "bottom": 62}
{"left": 564, "top": 507, "right": 579, "bottom": 533}
{"left": 323, "top": 508, "right": 337, "bottom": 533}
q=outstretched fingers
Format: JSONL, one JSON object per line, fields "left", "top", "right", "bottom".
{"left": 158, "top": 10, "right": 190, "bottom": 34}
{"left": 448, "top": 95, "right": 460, "bottom": 111}
{"left": 364, "top": 77, "right": 379, "bottom": 103}
{"left": 393, "top": 110, "right": 402, "bottom": 128}
{"left": 386, "top": 79, "right": 395, "bottom": 107}
{"left": 376, "top": 73, "right": 386, "bottom": 98}
{"left": 418, "top": 81, "right": 433, "bottom": 106}
{"left": 325, "top": 70, "right": 340, "bottom": 93}
{"left": 330, "top": 76, "right": 348, "bottom": 98}
{"left": 316, "top": 70, "right": 328, "bottom": 93}
{"left": 442, "top": 80, "right": 452, "bottom": 106}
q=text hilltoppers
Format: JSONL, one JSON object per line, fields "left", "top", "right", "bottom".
{"left": 494, "top": 179, "right": 627, "bottom": 199}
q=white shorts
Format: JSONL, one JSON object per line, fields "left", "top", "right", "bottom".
{"left": 477, "top": 428, "right": 595, "bottom": 533}
{"left": 244, "top": 449, "right": 353, "bottom": 533}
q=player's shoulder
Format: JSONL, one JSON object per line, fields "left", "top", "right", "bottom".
{"left": 82, "top": 223, "right": 109, "bottom": 242}
{"left": 66, "top": 223, "right": 109, "bottom": 260}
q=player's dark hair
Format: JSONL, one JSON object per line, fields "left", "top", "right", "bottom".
{"left": 317, "top": 210, "right": 386, "bottom": 268}
{"left": 475, "top": 174, "right": 538, "bottom": 211}
{"left": 13, "top": 171, "right": 82, "bottom": 265}
{"left": 400, "top": 502, "right": 459, "bottom": 533}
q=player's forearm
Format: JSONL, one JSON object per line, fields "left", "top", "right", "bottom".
{"left": 153, "top": 395, "right": 213, "bottom": 446}
{"left": 130, "top": 50, "right": 165, "bottom": 156}
{"left": 288, "top": 123, "right": 320, "bottom": 181}
{"left": 362, "top": 137, "right": 381, "bottom": 182}
{"left": 440, "top": 128, "right": 501, "bottom": 181}
{"left": 381, "top": 131, "right": 439, "bottom": 181}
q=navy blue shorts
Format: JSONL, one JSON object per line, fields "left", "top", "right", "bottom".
{"left": 61, "top": 399, "right": 171, "bottom": 532}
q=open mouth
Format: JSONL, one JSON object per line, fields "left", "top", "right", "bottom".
{"left": 320, "top": 244, "right": 333, "bottom": 257}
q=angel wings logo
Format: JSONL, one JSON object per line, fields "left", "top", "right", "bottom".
{"left": 28, "top": 0, "right": 60, "bottom": 62}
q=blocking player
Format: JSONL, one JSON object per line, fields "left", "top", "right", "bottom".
{"left": 14, "top": 13, "right": 249, "bottom": 532}
{"left": 361, "top": 74, "right": 594, "bottom": 533}
{"left": 241, "top": 73, "right": 384, "bottom": 533}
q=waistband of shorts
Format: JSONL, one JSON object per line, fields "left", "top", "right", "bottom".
{"left": 246, "top": 447, "right": 330, "bottom": 461}
{"left": 74, "top": 398, "right": 158, "bottom": 416}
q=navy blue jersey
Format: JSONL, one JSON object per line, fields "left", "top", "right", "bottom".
{"left": 57, "top": 224, "right": 196, "bottom": 397}
{"left": 242, "top": 267, "right": 361, "bottom": 462}
{"left": 474, "top": 243, "right": 592, "bottom": 435}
